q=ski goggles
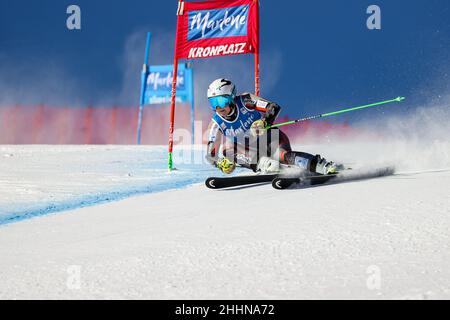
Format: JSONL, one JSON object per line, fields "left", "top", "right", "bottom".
{"left": 208, "top": 95, "right": 233, "bottom": 111}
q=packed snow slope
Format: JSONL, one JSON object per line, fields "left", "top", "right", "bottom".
{"left": 1, "top": 102, "right": 450, "bottom": 299}
{"left": 0, "top": 166, "right": 449, "bottom": 299}
{"left": 0, "top": 140, "right": 449, "bottom": 299}
{"left": 0, "top": 145, "right": 219, "bottom": 224}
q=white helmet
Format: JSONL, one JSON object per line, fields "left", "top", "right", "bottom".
{"left": 207, "top": 78, "right": 237, "bottom": 111}
{"left": 207, "top": 78, "right": 236, "bottom": 98}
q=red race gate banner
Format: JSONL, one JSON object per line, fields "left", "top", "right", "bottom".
{"left": 168, "top": 0, "right": 260, "bottom": 170}
{"left": 175, "top": 0, "right": 259, "bottom": 59}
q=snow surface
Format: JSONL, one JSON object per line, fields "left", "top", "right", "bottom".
{"left": 0, "top": 142, "right": 449, "bottom": 299}
{"left": 0, "top": 145, "right": 220, "bottom": 224}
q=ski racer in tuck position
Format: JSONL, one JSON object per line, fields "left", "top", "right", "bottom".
{"left": 205, "top": 78, "right": 338, "bottom": 175}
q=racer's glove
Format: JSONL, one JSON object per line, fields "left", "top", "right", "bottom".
{"left": 216, "top": 157, "right": 236, "bottom": 174}
{"left": 256, "top": 156, "right": 280, "bottom": 173}
{"left": 250, "top": 119, "right": 267, "bottom": 136}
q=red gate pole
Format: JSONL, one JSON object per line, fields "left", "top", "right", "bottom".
{"left": 168, "top": 0, "right": 183, "bottom": 171}
{"left": 254, "top": 0, "right": 260, "bottom": 96}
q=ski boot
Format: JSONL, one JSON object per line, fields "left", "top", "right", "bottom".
{"left": 284, "top": 152, "right": 341, "bottom": 175}
{"left": 314, "top": 156, "right": 339, "bottom": 175}
{"left": 293, "top": 153, "right": 339, "bottom": 175}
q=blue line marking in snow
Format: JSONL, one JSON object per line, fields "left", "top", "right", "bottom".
{"left": 0, "top": 166, "right": 242, "bottom": 226}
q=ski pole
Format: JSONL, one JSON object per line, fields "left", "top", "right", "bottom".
{"left": 267, "top": 96, "right": 406, "bottom": 129}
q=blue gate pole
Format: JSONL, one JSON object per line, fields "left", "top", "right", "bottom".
{"left": 189, "top": 64, "right": 195, "bottom": 145}
{"left": 136, "top": 32, "right": 151, "bottom": 145}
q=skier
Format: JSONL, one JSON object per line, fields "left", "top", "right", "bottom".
{"left": 205, "top": 78, "right": 338, "bottom": 175}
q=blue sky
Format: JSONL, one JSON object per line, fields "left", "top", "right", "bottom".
{"left": 1, "top": 0, "right": 450, "bottom": 121}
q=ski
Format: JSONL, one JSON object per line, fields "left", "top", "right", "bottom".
{"left": 272, "top": 174, "right": 337, "bottom": 190}
{"left": 205, "top": 173, "right": 278, "bottom": 189}
{"left": 272, "top": 166, "right": 395, "bottom": 190}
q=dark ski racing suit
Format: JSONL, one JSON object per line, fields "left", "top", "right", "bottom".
{"left": 206, "top": 93, "right": 324, "bottom": 173}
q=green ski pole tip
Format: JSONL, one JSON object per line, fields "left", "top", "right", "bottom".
{"left": 396, "top": 96, "right": 406, "bottom": 101}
